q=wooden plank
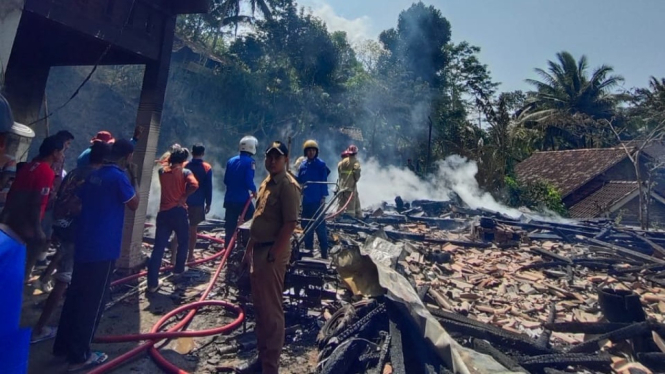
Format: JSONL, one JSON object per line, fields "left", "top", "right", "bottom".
{"left": 586, "top": 238, "right": 665, "bottom": 265}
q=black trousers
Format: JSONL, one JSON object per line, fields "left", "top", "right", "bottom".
{"left": 224, "top": 201, "right": 255, "bottom": 247}
{"left": 53, "top": 260, "right": 114, "bottom": 364}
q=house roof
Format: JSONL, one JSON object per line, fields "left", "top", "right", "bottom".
{"left": 568, "top": 181, "right": 638, "bottom": 218}
{"left": 622, "top": 140, "right": 665, "bottom": 161}
{"left": 338, "top": 127, "right": 364, "bottom": 142}
{"left": 515, "top": 148, "right": 631, "bottom": 198}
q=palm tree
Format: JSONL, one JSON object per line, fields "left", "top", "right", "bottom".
{"left": 212, "top": 0, "right": 273, "bottom": 32}
{"left": 517, "top": 51, "right": 624, "bottom": 149}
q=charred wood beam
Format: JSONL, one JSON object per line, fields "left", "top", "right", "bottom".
{"left": 626, "top": 232, "right": 665, "bottom": 258}
{"left": 609, "top": 263, "right": 665, "bottom": 275}
{"left": 586, "top": 238, "right": 665, "bottom": 265}
{"left": 530, "top": 247, "right": 572, "bottom": 264}
{"left": 594, "top": 227, "right": 613, "bottom": 239}
{"left": 388, "top": 319, "right": 406, "bottom": 374}
{"left": 472, "top": 339, "right": 528, "bottom": 373}
{"left": 422, "top": 237, "right": 492, "bottom": 248}
{"left": 428, "top": 308, "right": 556, "bottom": 355}
{"left": 326, "top": 222, "right": 426, "bottom": 241}
{"left": 439, "top": 319, "right": 554, "bottom": 356}
{"left": 575, "top": 257, "right": 644, "bottom": 266}
{"left": 518, "top": 353, "right": 612, "bottom": 372}
{"left": 646, "top": 275, "right": 665, "bottom": 287}
{"left": 568, "top": 321, "right": 651, "bottom": 353}
{"left": 367, "top": 332, "right": 391, "bottom": 374}
{"left": 543, "top": 322, "right": 631, "bottom": 335}
{"left": 636, "top": 352, "right": 665, "bottom": 371}
{"left": 319, "top": 338, "right": 369, "bottom": 374}
{"left": 536, "top": 303, "right": 556, "bottom": 349}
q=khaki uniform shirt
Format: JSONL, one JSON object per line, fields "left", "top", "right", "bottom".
{"left": 337, "top": 155, "right": 361, "bottom": 190}
{"left": 249, "top": 170, "right": 301, "bottom": 243}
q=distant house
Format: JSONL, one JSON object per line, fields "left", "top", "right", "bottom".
{"left": 514, "top": 142, "right": 665, "bottom": 225}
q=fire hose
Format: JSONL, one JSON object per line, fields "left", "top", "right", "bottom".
{"left": 297, "top": 184, "right": 354, "bottom": 247}
{"left": 88, "top": 199, "right": 253, "bottom": 374}
{"left": 90, "top": 187, "right": 354, "bottom": 373}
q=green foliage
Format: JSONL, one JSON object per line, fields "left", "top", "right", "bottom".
{"left": 504, "top": 176, "right": 568, "bottom": 216}
{"left": 517, "top": 51, "right": 625, "bottom": 150}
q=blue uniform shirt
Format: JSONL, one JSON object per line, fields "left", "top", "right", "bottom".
{"left": 185, "top": 159, "right": 213, "bottom": 207}
{"left": 297, "top": 157, "right": 329, "bottom": 204}
{"left": 75, "top": 165, "right": 135, "bottom": 263}
{"left": 77, "top": 138, "right": 137, "bottom": 168}
{"left": 224, "top": 153, "right": 256, "bottom": 204}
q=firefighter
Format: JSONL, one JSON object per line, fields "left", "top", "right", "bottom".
{"left": 296, "top": 140, "right": 330, "bottom": 259}
{"left": 237, "top": 141, "right": 300, "bottom": 374}
{"left": 223, "top": 136, "right": 258, "bottom": 247}
{"left": 337, "top": 145, "right": 362, "bottom": 219}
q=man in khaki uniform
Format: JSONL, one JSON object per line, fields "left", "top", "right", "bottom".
{"left": 239, "top": 141, "right": 300, "bottom": 374}
{"left": 337, "top": 144, "right": 362, "bottom": 219}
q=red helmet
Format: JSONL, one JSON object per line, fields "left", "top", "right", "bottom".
{"left": 347, "top": 145, "right": 358, "bottom": 155}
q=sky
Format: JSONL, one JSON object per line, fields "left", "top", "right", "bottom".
{"left": 296, "top": 0, "right": 665, "bottom": 93}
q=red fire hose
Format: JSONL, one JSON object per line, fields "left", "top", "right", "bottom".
{"left": 325, "top": 191, "right": 354, "bottom": 221}
{"left": 89, "top": 199, "right": 252, "bottom": 374}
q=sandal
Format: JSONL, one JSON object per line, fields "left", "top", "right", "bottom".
{"left": 67, "top": 351, "right": 108, "bottom": 372}
{"left": 31, "top": 326, "right": 58, "bottom": 344}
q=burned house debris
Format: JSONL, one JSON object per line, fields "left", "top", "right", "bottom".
{"left": 25, "top": 195, "right": 665, "bottom": 373}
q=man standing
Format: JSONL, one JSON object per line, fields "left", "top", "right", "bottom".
{"left": 36, "top": 130, "right": 75, "bottom": 271}
{"left": 223, "top": 136, "right": 258, "bottom": 247}
{"left": 31, "top": 142, "right": 111, "bottom": 343}
{"left": 337, "top": 145, "right": 362, "bottom": 219}
{"left": 296, "top": 140, "right": 330, "bottom": 259}
{"left": 53, "top": 139, "right": 139, "bottom": 371}
{"left": 1, "top": 136, "right": 64, "bottom": 280}
{"left": 184, "top": 144, "right": 212, "bottom": 262}
{"left": 238, "top": 141, "right": 300, "bottom": 374}
{"left": 147, "top": 146, "right": 199, "bottom": 292}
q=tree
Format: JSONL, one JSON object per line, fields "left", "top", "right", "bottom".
{"left": 518, "top": 51, "right": 624, "bottom": 150}
{"left": 378, "top": 2, "right": 451, "bottom": 85}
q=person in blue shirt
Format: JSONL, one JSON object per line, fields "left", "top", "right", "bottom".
{"left": 296, "top": 140, "right": 330, "bottom": 259}
{"left": 223, "top": 136, "right": 258, "bottom": 247}
{"left": 53, "top": 139, "right": 139, "bottom": 371}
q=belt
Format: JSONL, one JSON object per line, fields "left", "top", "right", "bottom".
{"left": 254, "top": 241, "right": 274, "bottom": 249}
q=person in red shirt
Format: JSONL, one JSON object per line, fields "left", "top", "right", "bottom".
{"left": 147, "top": 145, "right": 198, "bottom": 292}
{"left": 1, "top": 136, "right": 65, "bottom": 280}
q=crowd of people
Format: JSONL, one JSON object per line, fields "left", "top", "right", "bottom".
{"left": 0, "top": 91, "right": 365, "bottom": 374}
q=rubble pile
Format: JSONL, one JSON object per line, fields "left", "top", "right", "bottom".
{"left": 320, "top": 199, "right": 665, "bottom": 374}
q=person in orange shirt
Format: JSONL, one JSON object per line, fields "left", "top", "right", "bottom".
{"left": 147, "top": 145, "right": 198, "bottom": 292}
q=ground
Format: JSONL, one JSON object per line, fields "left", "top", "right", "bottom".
{"left": 22, "top": 244, "right": 321, "bottom": 374}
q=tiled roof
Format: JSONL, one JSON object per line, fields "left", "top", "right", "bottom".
{"left": 622, "top": 140, "right": 665, "bottom": 161}
{"left": 568, "top": 181, "right": 638, "bottom": 218}
{"left": 514, "top": 148, "right": 631, "bottom": 197}
{"left": 338, "top": 127, "right": 364, "bottom": 142}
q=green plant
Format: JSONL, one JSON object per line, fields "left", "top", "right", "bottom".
{"left": 504, "top": 176, "right": 567, "bottom": 216}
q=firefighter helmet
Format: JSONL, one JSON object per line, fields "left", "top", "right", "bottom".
{"left": 303, "top": 139, "right": 319, "bottom": 157}
{"left": 239, "top": 136, "right": 258, "bottom": 155}
{"left": 347, "top": 144, "right": 358, "bottom": 155}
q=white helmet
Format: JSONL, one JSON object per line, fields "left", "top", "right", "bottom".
{"left": 239, "top": 136, "right": 258, "bottom": 155}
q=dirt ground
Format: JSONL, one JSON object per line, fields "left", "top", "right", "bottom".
{"left": 22, "top": 252, "right": 321, "bottom": 374}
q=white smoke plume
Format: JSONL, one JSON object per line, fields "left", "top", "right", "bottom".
{"left": 351, "top": 155, "right": 520, "bottom": 217}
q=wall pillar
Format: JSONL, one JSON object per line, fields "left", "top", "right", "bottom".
{"left": 118, "top": 15, "right": 176, "bottom": 270}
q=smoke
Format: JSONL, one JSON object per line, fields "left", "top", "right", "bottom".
{"left": 353, "top": 154, "right": 571, "bottom": 222}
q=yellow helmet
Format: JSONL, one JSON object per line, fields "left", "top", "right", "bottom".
{"left": 303, "top": 139, "right": 319, "bottom": 151}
